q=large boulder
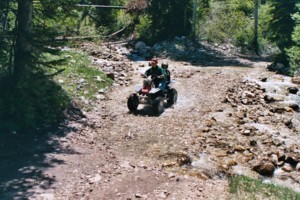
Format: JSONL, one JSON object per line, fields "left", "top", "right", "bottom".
{"left": 135, "top": 41, "right": 146, "bottom": 50}
{"left": 253, "top": 162, "right": 275, "bottom": 176}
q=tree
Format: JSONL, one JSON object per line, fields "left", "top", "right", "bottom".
{"left": 14, "top": 0, "right": 33, "bottom": 77}
{"left": 146, "top": 0, "right": 193, "bottom": 41}
{"left": 254, "top": 0, "right": 259, "bottom": 55}
{"left": 269, "top": 0, "right": 298, "bottom": 66}
{"left": 287, "top": 3, "right": 300, "bottom": 73}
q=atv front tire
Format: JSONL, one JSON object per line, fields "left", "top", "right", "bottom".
{"left": 153, "top": 97, "right": 164, "bottom": 114}
{"left": 167, "top": 88, "right": 178, "bottom": 105}
{"left": 127, "top": 94, "right": 139, "bottom": 112}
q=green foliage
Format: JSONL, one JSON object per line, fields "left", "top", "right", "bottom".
{"left": 229, "top": 175, "right": 300, "bottom": 200}
{"left": 0, "top": 73, "right": 70, "bottom": 132}
{"left": 0, "top": 0, "right": 17, "bottom": 76}
{"left": 90, "top": 0, "right": 127, "bottom": 32}
{"left": 269, "top": 0, "right": 298, "bottom": 51}
{"left": 0, "top": 50, "right": 112, "bottom": 132}
{"left": 268, "top": 0, "right": 298, "bottom": 68}
{"left": 49, "top": 51, "right": 113, "bottom": 101}
{"left": 287, "top": 4, "right": 300, "bottom": 74}
{"left": 145, "top": 0, "right": 193, "bottom": 43}
{"left": 136, "top": 15, "right": 153, "bottom": 43}
{"left": 199, "top": 2, "right": 254, "bottom": 48}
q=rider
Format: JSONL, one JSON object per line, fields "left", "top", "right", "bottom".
{"left": 161, "top": 61, "right": 171, "bottom": 85}
{"left": 143, "top": 58, "right": 167, "bottom": 94}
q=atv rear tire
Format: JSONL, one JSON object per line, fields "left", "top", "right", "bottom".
{"left": 167, "top": 88, "right": 178, "bottom": 105}
{"left": 153, "top": 97, "right": 164, "bottom": 114}
{"left": 127, "top": 94, "right": 139, "bottom": 112}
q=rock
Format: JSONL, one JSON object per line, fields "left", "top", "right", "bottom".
{"left": 106, "top": 72, "right": 115, "bottom": 80}
{"left": 292, "top": 77, "right": 300, "bottom": 84}
{"left": 260, "top": 77, "right": 267, "bottom": 82}
{"left": 241, "top": 99, "right": 248, "bottom": 105}
{"left": 253, "top": 162, "right": 275, "bottom": 176}
{"left": 264, "top": 95, "right": 275, "bottom": 103}
{"left": 135, "top": 41, "right": 146, "bottom": 50}
{"left": 277, "top": 161, "right": 285, "bottom": 167}
{"left": 250, "top": 140, "right": 257, "bottom": 146}
{"left": 270, "top": 107, "right": 285, "bottom": 114}
{"left": 289, "top": 103, "right": 299, "bottom": 111}
{"left": 267, "top": 63, "right": 289, "bottom": 74}
{"left": 88, "top": 174, "right": 102, "bottom": 184}
{"left": 286, "top": 156, "right": 298, "bottom": 167}
{"left": 278, "top": 153, "right": 286, "bottom": 162}
{"left": 95, "top": 94, "right": 105, "bottom": 100}
{"left": 282, "top": 163, "right": 293, "bottom": 173}
{"left": 285, "top": 107, "right": 294, "bottom": 112}
{"left": 177, "top": 154, "right": 192, "bottom": 166}
{"left": 271, "top": 154, "right": 278, "bottom": 165}
{"left": 287, "top": 87, "right": 299, "bottom": 94}
{"left": 234, "top": 145, "right": 246, "bottom": 152}
{"left": 284, "top": 119, "right": 294, "bottom": 129}
{"left": 243, "top": 130, "right": 251, "bottom": 136}
{"left": 156, "top": 191, "right": 169, "bottom": 199}
{"left": 135, "top": 194, "right": 142, "bottom": 198}
{"left": 296, "top": 163, "right": 300, "bottom": 171}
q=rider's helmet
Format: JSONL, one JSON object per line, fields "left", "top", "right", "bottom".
{"left": 161, "top": 61, "right": 168, "bottom": 69}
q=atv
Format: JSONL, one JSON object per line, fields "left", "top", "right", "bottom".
{"left": 127, "top": 76, "right": 178, "bottom": 114}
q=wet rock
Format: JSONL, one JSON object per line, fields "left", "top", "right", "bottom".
{"left": 284, "top": 119, "right": 294, "bottom": 129}
{"left": 178, "top": 155, "right": 192, "bottom": 166}
{"left": 289, "top": 103, "right": 299, "bottom": 111}
{"left": 267, "top": 63, "right": 289, "bottom": 75}
{"left": 253, "top": 162, "right": 275, "bottom": 176}
{"left": 278, "top": 153, "right": 286, "bottom": 162}
{"left": 286, "top": 156, "right": 298, "bottom": 167}
{"left": 264, "top": 95, "right": 276, "bottom": 103}
{"left": 260, "top": 77, "right": 267, "bottom": 82}
{"left": 287, "top": 87, "right": 299, "bottom": 94}
{"left": 270, "top": 107, "right": 285, "bottom": 114}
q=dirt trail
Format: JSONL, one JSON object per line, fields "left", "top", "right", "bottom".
{"left": 33, "top": 60, "right": 269, "bottom": 199}
{"left": 2, "top": 42, "right": 299, "bottom": 199}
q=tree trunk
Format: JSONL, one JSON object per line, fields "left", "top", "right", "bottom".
{"left": 254, "top": 0, "right": 259, "bottom": 55}
{"left": 191, "top": 0, "right": 197, "bottom": 38}
{"left": 14, "top": 0, "right": 33, "bottom": 76}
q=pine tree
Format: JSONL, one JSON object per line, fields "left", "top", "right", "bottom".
{"left": 269, "top": 0, "right": 298, "bottom": 65}
{"left": 287, "top": 3, "right": 300, "bottom": 73}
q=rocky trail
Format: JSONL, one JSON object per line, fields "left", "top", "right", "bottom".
{"left": 1, "top": 39, "right": 300, "bottom": 200}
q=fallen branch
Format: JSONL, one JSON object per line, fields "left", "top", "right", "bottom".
{"left": 76, "top": 4, "right": 126, "bottom": 9}
{"left": 54, "top": 25, "right": 128, "bottom": 41}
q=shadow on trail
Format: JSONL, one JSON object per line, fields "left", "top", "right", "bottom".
{"left": 128, "top": 103, "right": 172, "bottom": 117}
{"left": 0, "top": 124, "right": 81, "bottom": 199}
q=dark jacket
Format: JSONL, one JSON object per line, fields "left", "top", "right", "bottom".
{"left": 165, "top": 69, "right": 171, "bottom": 83}
{"left": 145, "top": 66, "right": 166, "bottom": 87}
